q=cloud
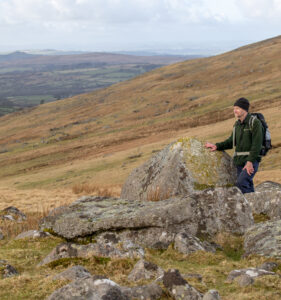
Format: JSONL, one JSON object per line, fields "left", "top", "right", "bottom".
{"left": 235, "top": 0, "right": 281, "bottom": 20}
{"left": 0, "top": 0, "right": 240, "bottom": 27}
{"left": 0, "top": 0, "right": 280, "bottom": 51}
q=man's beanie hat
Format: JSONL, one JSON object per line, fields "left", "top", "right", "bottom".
{"left": 234, "top": 97, "right": 250, "bottom": 112}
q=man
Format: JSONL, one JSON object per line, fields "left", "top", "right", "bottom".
{"left": 205, "top": 97, "right": 263, "bottom": 194}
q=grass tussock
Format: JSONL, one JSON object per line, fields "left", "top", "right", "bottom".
{"left": 146, "top": 186, "right": 172, "bottom": 201}
{"left": 214, "top": 232, "right": 244, "bottom": 261}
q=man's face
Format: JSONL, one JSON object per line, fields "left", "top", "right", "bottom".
{"left": 233, "top": 106, "right": 247, "bottom": 119}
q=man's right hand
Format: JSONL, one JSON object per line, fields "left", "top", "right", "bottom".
{"left": 205, "top": 142, "right": 217, "bottom": 151}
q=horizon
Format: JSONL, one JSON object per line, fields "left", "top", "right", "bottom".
{"left": 1, "top": 1, "right": 281, "bottom": 56}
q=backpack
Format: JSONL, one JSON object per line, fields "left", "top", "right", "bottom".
{"left": 249, "top": 113, "right": 272, "bottom": 156}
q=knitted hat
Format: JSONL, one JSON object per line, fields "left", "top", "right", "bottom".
{"left": 234, "top": 97, "right": 250, "bottom": 112}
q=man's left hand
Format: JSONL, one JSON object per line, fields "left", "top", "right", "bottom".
{"left": 243, "top": 161, "right": 254, "bottom": 176}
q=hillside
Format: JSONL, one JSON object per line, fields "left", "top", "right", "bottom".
{"left": 0, "top": 51, "right": 194, "bottom": 115}
{"left": 0, "top": 35, "right": 280, "bottom": 200}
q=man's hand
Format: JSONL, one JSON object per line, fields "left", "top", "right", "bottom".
{"left": 243, "top": 161, "right": 254, "bottom": 176}
{"left": 205, "top": 142, "right": 217, "bottom": 152}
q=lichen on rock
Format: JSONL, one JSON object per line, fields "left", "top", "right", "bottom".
{"left": 121, "top": 137, "right": 236, "bottom": 201}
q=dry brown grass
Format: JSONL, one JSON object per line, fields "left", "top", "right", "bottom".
{"left": 146, "top": 186, "right": 172, "bottom": 201}
{"left": 71, "top": 183, "right": 120, "bottom": 197}
{"left": 0, "top": 192, "right": 73, "bottom": 239}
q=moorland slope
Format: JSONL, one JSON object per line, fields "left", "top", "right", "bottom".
{"left": 0, "top": 35, "right": 280, "bottom": 201}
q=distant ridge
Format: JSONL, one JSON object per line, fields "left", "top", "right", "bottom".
{"left": 0, "top": 51, "right": 39, "bottom": 62}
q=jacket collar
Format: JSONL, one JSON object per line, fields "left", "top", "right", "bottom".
{"left": 238, "top": 113, "right": 250, "bottom": 125}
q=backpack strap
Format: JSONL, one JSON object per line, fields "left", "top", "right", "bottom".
{"left": 249, "top": 115, "right": 256, "bottom": 131}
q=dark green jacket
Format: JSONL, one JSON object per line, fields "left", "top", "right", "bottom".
{"left": 216, "top": 113, "right": 263, "bottom": 166}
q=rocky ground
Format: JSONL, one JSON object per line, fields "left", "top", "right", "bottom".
{"left": 0, "top": 138, "right": 280, "bottom": 299}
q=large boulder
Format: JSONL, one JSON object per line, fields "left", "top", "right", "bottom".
{"left": 244, "top": 220, "right": 281, "bottom": 258}
{"left": 40, "top": 187, "right": 253, "bottom": 245}
{"left": 245, "top": 181, "right": 281, "bottom": 220}
{"left": 121, "top": 138, "right": 236, "bottom": 201}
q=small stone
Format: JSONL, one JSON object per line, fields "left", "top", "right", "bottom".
{"left": 174, "top": 232, "right": 216, "bottom": 254}
{"left": 163, "top": 269, "right": 203, "bottom": 300}
{"left": 52, "top": 265, "right": 92, "bottom": 281}
{"left": 0, "top": 229, "right": 4, "bottom": 240}
{"left": 234, "top": 275, "right": 254, "bottom": 287}
{"left": 0, "top": 260, "right": 19, "bottom": 278}
{"left": 227, "top": 268, "right": 276, "bottom": 281}
{"left": 15, "top": 230, "right": 50, "bottom": 240}
{"left": 121, "top": 283, "right": 163, "bottom": 300}
{"left": 203, "top": 289, "right": 221, "bottom": 300}
{"left": 128, "top": 259, "right": 164, "bottom": 282}
{"left": 183, "top": 273, "right": 203, "bottom": 282}
{"left": 258, "top": 262, "right": 279, "bottom": 272}
{"left": 2, "top": 206, "right": 26, "bottom": 221}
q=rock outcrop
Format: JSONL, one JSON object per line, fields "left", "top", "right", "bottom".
{"left": 121, "top": 138, "right": 236, "bottom": 201}
{"left": 40, "top": 187, "right": 253, "bottom": 246}
{"left": 244, "top": 220, "right": 281, "bottom": 258}
{"left": 245, "top": 181, "right": 281, "bottom": 220}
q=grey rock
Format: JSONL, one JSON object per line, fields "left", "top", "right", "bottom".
{"left": 52, "top": 265, "right": 92, "bottom": 281}
{"left": 121, "top": 283, "right": 163, "bottom": 299}
{"left": 174, "top": 232, "right": 216, "bottom": 254}
{"left": 40, "top": 187, "right": 253, "bottom": 244}
{"left": 0, "top": 229, "right": 4, "bottom": 240}
{"left": 163, "top": 269, "right": 203, "bottom": 300}
{"left": 0, "top": 260, "right": 19, "bottom": 278}
{"left": 128, "top": 259, "right": 164, "bottom": 282}
{"left": 47, "top": 277, "right": 129, "bottom": 300}
{"left": 1, "top": 206, "right": 26, "bottom": 222}
{"left": 234, "top": 275, "right": 254, "bottom": 287}
{"left": 1, "top": 215, "right": 15, "bottom": 221}
{"left": 15, "top": 230, "right": 50, "bottom": 240}
{"left": 202, "top": 290, "right": 221, "bottom": 300}
{"left": 227, "top": 268, "right": 276, "bottom": 281}
{"left": 121, "top": 138, "right": 236, "bottom": 201}
{"left": 245, "top": 181, "right": 281, "bottom": 220}
{"left": 38, "top": 241, "right": 144, "bottom": 267}
{"left": 258, "top": 262, "right": 279, "bottom": 272}
{"left": 244, "top": 220, "right": 281, "bottom": 258}
{"left": 182, "top": 274, "right": 203, "bottom": 283}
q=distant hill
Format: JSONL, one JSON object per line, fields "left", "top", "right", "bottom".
{"left": 0, "top": 51, "right": 39, "bottom": 62}
{"left": 0, "top": 51, "right": 195, "bottom": 114}
{"left": 0, "top": 35, "right": 280, "bottom": 189}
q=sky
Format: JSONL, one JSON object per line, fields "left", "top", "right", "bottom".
{"left": 0, "top": 0, "right": 281, "bottom": 54}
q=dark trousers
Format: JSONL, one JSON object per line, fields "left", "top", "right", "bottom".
{"left": 236, "top": 161, "right": 259, "bottom": 194}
